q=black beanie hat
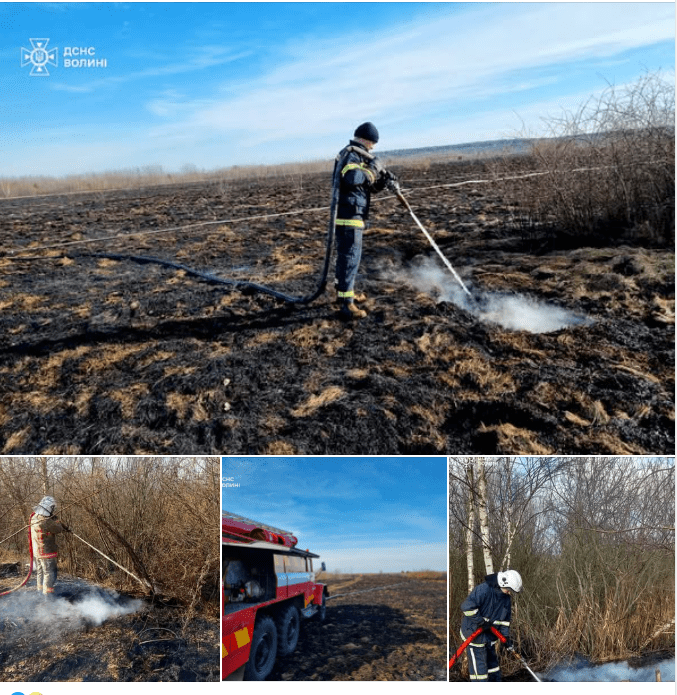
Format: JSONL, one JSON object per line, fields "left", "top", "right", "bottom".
{"left": 354, "top": 122, "right": 379, "bottom": 143}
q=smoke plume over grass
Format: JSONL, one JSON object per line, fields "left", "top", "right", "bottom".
{"left": 543, "top": 657, "right": 674, "bottom": 682}
{"left": 383, "top": 257, "right": 588, "bottom": 333}
{"left": 0, "top": 584, "right": 143, "bottom": 642}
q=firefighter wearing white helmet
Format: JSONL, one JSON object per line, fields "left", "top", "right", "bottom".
{"left": 498, "top": 569, "right": 522, "bottom": 593}
{"left": 30, "top": 495, "right": 67, "bottom": 596}
{"left": 459, "top": 570, "right": 523, "bottom": 681}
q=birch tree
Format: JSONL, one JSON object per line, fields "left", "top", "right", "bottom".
{"left": 465, "top": 463, "right": 476, "bottom": 592}
{"left": 476, "top": 458, "right": 494, "bottom": 575}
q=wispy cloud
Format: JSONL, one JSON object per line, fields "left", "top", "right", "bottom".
{"left": 50, "top": 44, "right": 251, "bottom": 94}
{"left": 151, "top": 3, "right": 675, "bottom": 150}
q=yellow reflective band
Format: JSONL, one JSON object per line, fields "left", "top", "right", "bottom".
{"left": 470, "top": 674, "right": 488, "bottom": 680}
{"left": 234, "top": 627, "right": 250, "bottom": 649}
{"left": 341, "top": 162, "right": 375, "bottom": 183}
{"left": 336, "top": 219, "right": 365, "bottom": 228}
{"left": 463, "top": 609, "right": 479, "bottom": 616}
{"left": 494, "top": 620, "right": 510, "bottom": 626}
{"left": 338, "top": 290, "right": 355, "bottom": 298}
{"left": 469, "top": 641, "right": 486, "bottom": 648}
{"left": 488, "top": 666, "right": 501, "bottom": 673}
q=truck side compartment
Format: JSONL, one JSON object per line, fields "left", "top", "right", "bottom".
{"left": 222, "top": 512, "right": 327, "bottom": 680}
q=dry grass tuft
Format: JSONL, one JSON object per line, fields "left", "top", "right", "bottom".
{"left": 291, "top": 386, "right": 346, "bottom": 417}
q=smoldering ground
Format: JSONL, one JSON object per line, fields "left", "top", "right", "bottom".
{"left": 541, "top": 655, "right": 675, "bottom": 682}
{"left": 0, "top": 582, "right": 142, "bottom": 635}
{"left": 381, "top": 256, "right": 589, "bottom": 333}
{"left": 0, "top": 577, "right": 219, "bottom": 681}
{"left": 0, "top": 576, "right": 143, "bottom": 657}
{"left": 0, "top": 159, "right": 672, "bottom": 455}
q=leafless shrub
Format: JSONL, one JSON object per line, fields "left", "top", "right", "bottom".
{"left": 0, "top": 457, "right": 219, "bottom": 620}
{"left": 494, "top": 73, "right": 675, "bottom": 248}
{"left": 450, "top": 457, "right": 675, "bottom": 674}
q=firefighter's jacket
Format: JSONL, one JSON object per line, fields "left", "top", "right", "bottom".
{"left": 460, "top": 573, "right": 511, "bottom": 645}
{"left": 30, "top": 513, "right": 64, "bottom": 559}
{"left": 335, "top": 140, "right": 388, "bottom": 225}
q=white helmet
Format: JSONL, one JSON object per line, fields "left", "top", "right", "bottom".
{"left": 33, "top": 495, "right": 57, "bottom": 517}
{"left": 498, "top": 569, "right": 522, "bottom": 593}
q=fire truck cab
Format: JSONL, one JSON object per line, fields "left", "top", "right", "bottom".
{"left": 222, "top": 512, "right": 328, "bottom": 680}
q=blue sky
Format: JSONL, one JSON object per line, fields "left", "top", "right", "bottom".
{"left": 221, "top": 457, "right": 447, "bottom": 573}
{"left": 2, "top": 2, "right": 674, "bottom": 178}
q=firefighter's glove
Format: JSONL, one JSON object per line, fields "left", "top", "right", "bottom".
{"left": 384, "top": 170, "right": 399, "bottom": 192}
{"left": 61, "top": 523, "right": 71, "bottom": 533}
{"left": 480, "top": 617, "right": 492, "bottom": 630}
{"left": 505, "top": 638, "right": 514, "bottom": 651}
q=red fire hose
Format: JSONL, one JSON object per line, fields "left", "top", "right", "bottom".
{"left": 0, "top": 513, "right": 35, "bottom": 597}
{"left": 449, "top": 625, "right": 506, "bottom": 668}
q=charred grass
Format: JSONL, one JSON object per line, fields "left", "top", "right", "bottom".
{"left": 270, "top": 572, "right": 447, "bottom": 681}
{"left": 0, "top": 158, "right": 673, "bottom": 454}
{"left": 0, "top": 574, "right": 219, "bottom": 682}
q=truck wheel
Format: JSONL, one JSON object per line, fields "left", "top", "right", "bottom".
{"left": 244, "top": 615, "right": 278, "bottom": 681}
{"left": 276, "top": 604, "right": 300, "bottom": 656}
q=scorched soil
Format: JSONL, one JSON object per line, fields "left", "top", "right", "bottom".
{"left": 0, "top": 160, "right": 673, "bottom": 454}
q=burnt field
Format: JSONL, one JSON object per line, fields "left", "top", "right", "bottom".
{"left": 0, "top": 571, "right": 219, "bottom": 682}
{"left": 271, "top": 572, "right": 447, "bottom": 681}
{"left": 0, "top": 159, "right": 673, "bottom": 454}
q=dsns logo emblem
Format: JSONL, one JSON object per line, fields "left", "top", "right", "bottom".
{"left": 21, "top": 38, "right": 58, "bottom": 75}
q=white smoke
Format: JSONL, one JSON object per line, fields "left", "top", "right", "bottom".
{"left": 475, "top": 293, "right": 587, "bottom": 333}
{"left": 0, "top": 587, "right": 143, "bottom": 635}
{"left": 543, "top": 658, "right": 674, "bottom": 682}
{"left": 382, "top": 257, "right": 588, "bottom": 334}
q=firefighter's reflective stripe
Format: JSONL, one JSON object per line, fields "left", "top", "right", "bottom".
{"left": 341, "top": 162, "right": 376, "bottom": 183}
{"left": 338, "top": 290, "right": 355, "bottom": 299}
{"left": 463, "top": 608, "right": 479, "bottom": 617}
{"left": 469, "top": 646, "right": 488, "bottom": 680}
{"left": 460, "top": 629, "right": 485, "bottom": 648}
{"left": 493, "top": 620, "right": 510, "bottom": 626}
{"left": 222, "top": 626, "right": 251, "bottom": 657}
{"left": 335, "top": 219, "right": 365, "bottom": 228}
{"left": 488, "top": 666, "right": 501, "bottom": 673}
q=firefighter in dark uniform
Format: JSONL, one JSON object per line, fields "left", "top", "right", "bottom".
{"left": 460, "top": 570, "right": 523, "bottom": 681}
{"left": 333, "top": 122, "right": 396, "bottom": 319}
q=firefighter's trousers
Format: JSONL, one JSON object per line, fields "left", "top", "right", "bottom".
{"left": 335, "top": 223, "right": 363, "bottom": 297}
{"left": 35, "top": 557, "right": 58, "bottom": 594}
{"left": 462, "top": 631, "right": 501, "bottom": 682}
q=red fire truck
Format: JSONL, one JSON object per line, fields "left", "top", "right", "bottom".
{"left": 222, "top": 512, "right": 328, "bottom": 680}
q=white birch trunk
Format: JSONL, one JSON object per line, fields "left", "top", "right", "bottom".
{"left": 501, "top": 458, "right": 514, "bottom": 570}
{"left": 477, "top": 459, "right": 494, "bottom": 575}
{"left": 465, "top": 463, "right": 476, "bottom": 593}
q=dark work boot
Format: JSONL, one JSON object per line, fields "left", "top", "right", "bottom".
{"left": 339, "top": 301, "right": 367, "bottom": 320}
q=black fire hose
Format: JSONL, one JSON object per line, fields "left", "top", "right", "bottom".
{"left": 9, "top": 150, "right": 354, "bottom": 306}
